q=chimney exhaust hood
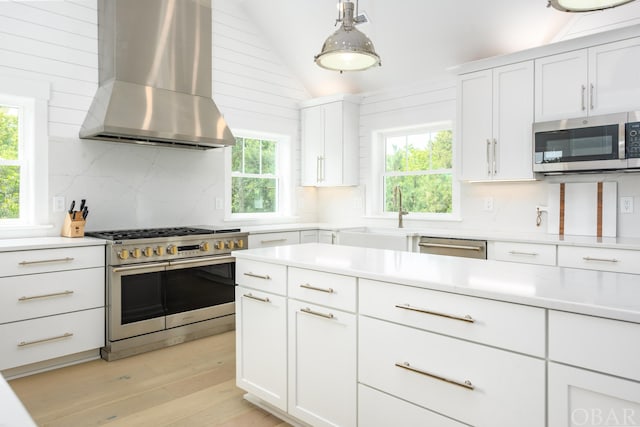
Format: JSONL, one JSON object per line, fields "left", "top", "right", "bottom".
{"left": 80, "top": 0, "right": 235, "bottom": 149}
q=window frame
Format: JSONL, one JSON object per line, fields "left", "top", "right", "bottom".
{"left": 0, "top": 75, "right": 49, "bottom": 230}
{"left": 370, "top": 122, "right": 460, "bottom": 221}
{"left": 224, "top": 130, "right": 292, "bottom": 220}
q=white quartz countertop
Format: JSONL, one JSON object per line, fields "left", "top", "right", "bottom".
{"left": 0, "top": 376, "right": 36, "bottom": 427}
{"left": 233, "top": 243, "right": 640, "bottom": 323}
{"left": 0, "top": 236, "right": 106, "bottom": 252}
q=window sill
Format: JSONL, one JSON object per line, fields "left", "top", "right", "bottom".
{"left": 364, "top": 214, "right": 462, "bottom": 222}
{"left": 223, "top": 215, "right": 301, "bottom": 224}
{"left": 0, "top": 224, "right": 55, "bottom": 239}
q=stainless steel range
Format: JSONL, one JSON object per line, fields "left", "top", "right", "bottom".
{"left": 86, "top": 227, "right": 248, "bottom": 361}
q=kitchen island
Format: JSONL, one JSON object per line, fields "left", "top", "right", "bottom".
{"left": 233, "top": 243, "right": 640, "bottom": 427}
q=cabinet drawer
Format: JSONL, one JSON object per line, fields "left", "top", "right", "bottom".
{"left": 358, "top": 384, "right": 465, "bottom": 427}
{"left": 0, "top": 308, "right": 105, "bottom": 371}
{"left": 549, "top": 311, "right": 640, "bottom": 381}
{"left": 248, "top": 231, "right": 300, "bottom": 249}
{"left": 558, "top": 246, "right": 640, "bottom": 274}
{"left": 0, "top": 268, "right": 104, "bottom": 323}
{"left": 0, "top": 246, "right": 104, "bottom": 277}
{"left": 235, "top": 259, "right": 287, "bottom": 296}
{"left": 288, "top": 267, "right": 356, "bottom": 312}
{"left": 359, "top": 279, "right": 545, "bottom": 357}
{"left": 491, "top": 241, "right": 556, "bottom": 266}
{"left": 359, "top": 316, "right": 545, "bottom": 427}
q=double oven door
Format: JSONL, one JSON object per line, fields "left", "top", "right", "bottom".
{"left": 109, "top": 256, "right": 236, "bottom": 341}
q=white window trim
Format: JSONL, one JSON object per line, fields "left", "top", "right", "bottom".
{"left": 368, "top": 121, "right": 460, "bottom": 221}
{"left": 0, "top": 74, "right": 50, "bottom": 232}
{"left": 224, "top": 130, "right": 293, "bottom": 220}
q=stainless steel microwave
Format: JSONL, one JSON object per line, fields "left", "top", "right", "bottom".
{"left": 533, "top": 111, "right": 640, "bottom": 173}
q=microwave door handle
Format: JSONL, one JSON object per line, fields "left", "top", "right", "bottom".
{"left": 620, "top": 122, "right": 626, "bottom": 160}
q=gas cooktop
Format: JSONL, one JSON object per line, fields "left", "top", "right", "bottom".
{"left": 86, "top": 226, "right": 241, "bottom": 241}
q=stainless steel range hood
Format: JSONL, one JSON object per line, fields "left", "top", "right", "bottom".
{"left": 80, "top": 0, "right": 235, "bottom": 149}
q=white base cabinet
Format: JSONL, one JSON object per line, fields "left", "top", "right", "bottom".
{"left": 288, "top": 300, "right": 356, "bottom": 427}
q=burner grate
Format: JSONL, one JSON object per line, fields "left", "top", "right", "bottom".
{"left": 86, "top": 226, "right": 240, "bottom": 241}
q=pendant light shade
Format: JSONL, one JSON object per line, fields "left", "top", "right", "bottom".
{"left": 548, "top": 0, "right": 636, "bottom": 12}
{"left": 315, "top": 1, "right": 381, "bottom": 72}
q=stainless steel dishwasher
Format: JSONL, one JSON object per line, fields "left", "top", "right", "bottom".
{"left": 418, "top": 236, "right": 487, "bottom": 259}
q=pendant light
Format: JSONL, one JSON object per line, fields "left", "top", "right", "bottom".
{"left": 314, "top": 0, "right": 381, "bottom": 72}
{"left": 548, "top": 0, "right": 636, "bottom": 12}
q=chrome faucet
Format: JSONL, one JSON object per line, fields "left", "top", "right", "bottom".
{"left": 393, "top": 186, "right": 409, "bottom": 228}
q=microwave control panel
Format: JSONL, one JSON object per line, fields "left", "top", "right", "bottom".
{"left": 626, "top": 122, "right": 640, "bottom": 158}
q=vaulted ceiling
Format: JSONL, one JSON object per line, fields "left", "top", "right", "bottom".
{"left": 237, "top": 0, "right": 638, "bottom": 97}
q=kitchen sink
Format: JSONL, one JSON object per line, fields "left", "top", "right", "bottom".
{"left": 338, "top": 227, "right": 414, "bottom": 251}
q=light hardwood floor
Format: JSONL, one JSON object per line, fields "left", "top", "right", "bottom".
{"left": 9, "top": 331, "right": 290, "bottom": 427}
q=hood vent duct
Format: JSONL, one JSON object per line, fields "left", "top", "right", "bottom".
{"left": 80, "top": 0, "right": 235, "bottom": 149}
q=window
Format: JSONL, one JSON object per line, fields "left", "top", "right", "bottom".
{"left": 381, "top": 125, "right": 455, "bottom": 216}
{"left": 228, "top": 132, "right": 291, "bottom": 218}
{"left": 0, "top": 103, "right": 22, "bottom": 220}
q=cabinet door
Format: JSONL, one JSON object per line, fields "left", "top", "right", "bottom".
{"left": 320, "top": 101, "right": 344, "bottom": 186}
{"left": 299, "top": 230, "right": 318, "bottom": 243}
{"left": 288, "top": 299, "right": 356, "bottom": 427}
{"left": 535, "top": 50, "right": 588, "bottom": 121}
{"left": 317, "top": 230, "right": 336, "bottom": 244}
{"left": 459, "top": 69, "right": 493, "bottom": 181}
{"left": 493, "top": 61, "right": 534, "bottom": 180}
{"left": 590, "top": 37, "right": 640, "bottom": 115}
{"left": 548, "top": 363, "right": 640, "bottom": 427}
{"left": 235, "top": 287, "right": 287, "bottom": 411}
{"left": 301, "top": 106, "right": 324, "bottom": 186}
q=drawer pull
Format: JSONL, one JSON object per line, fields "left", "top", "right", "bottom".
{"left": 395, "top": 304, "right": 475, "bottom": 323}
{"left": 300, "top": 307, "right": 334, "bottom": 320}
{"left": 19, "top": 257, "right": 75, "bottom": 266}
{"left": 244, "top": 272, "right": 272, "bottom": 280}
{"left": 243, "top": 293, "right": 270, "bottom": 303}
{"left": 508, "top": 251, "right": 539, "bottom": 257}
{"left": 18, "top": 290, "right": 74, "bottom": 301}
{"left": 260, "top": 238, "right": 288, "bottom": 244}
{"left": 395, "top": 362, "right": 475, "bottom": 391}
{"left": 582, "top": 256, "right": 619, "bottom": 263}
{"left": 18, "top": 332, "right": 74, "bottom": 347}
{"left": 418, "top": 243, "right": 481, "bottom": 252}
{"left": 300, "top": 283, "right": 334, "bottom": 294}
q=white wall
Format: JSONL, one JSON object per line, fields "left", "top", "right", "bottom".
{"left": 0, "top": 0, "right": 312, "bottom": 236}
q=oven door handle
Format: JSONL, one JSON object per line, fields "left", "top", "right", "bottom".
{"left": 112, "top": 262, "right": 170, "bottom": 273}
{"left": 167, "top": 255, "right": 235, "bottom": 269}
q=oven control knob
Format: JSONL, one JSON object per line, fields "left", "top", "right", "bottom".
{"left": 143, "top": 247, "right": 153, "bottom": 257}
{"left": 200, "top": 242, "right": 211, "bottom": 252}
{"left": 215, "top": 241, "right": 225, "bottom": 250}
{"left": 155, "top": 246, "right": 164, "bottom": 256}
{"left": 131, "top": 248, "right": 141, "bottom": 258}
{"left": 228, "top": 240, "right": 236, "bottom": 250}
{"left": 118, "top": 250, "right": 129, "bottom": 260}
{"left": 237, "top": 239, "right": 244, "bottom": 249}
{"left": 167, "top": 245, "right": 178, "bottom": 255}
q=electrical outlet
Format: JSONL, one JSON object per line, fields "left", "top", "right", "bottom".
{"left": 215, "top": 198, "right": 223, "bottom": 210}
{"left": 620, "top": 197, "right": 634, "bottom": 214}
{"left": 53, "top": 196, "right": 66, "bottom": 212}
{"left": 483, "top": 197, "right": 494, "bottom": 212}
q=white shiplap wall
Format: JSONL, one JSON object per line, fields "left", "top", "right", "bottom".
{"left": 0, "top": 0, "right": 313, "bottom": 234}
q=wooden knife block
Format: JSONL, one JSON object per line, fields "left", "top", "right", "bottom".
{"left": 61, "top": 213, "right": 86, "bottom": 238}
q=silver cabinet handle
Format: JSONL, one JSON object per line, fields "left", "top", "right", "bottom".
{"left": 18, "top": 332, "right": 73, "bottom": 347}
{"left": 300, "top": 307, "right": 334, "bottom": 319}
{"left": 395, "top": 362, "right": 475, "bottom": 390}
{"left": 581, "top": 84, "right": 586, "bottom": 110}
{"left": 331, "top": 233, "right": 336, "bottom": 245}
{"left": 19, "top": 257, "right": 74, "bottom": 266}
{"left": 319, "top": 156, "right": 325, "bottom": 182}
{"left": 492, "top": 138, "right": 497, "bottom": 174}
{"left": 418, "top": 242, "right": 482, "bottom": 252}
{"left": 590, "top": 83, "right": 594, "bottom": 110}
{"left": 243, "top": 293, "right": 270, "bottom": 303}
{"left": 508, "top": 251, "right": 539, "bottom": 257}
{"left": 316, "top": 156, "right": 321, "bottom": 183}
{"left": 395, "top": 303, "right": 475, "bottom": 323}
{"left": 583, "top": 256, "right": 619, "bottom": 263}
{"left": 244, "top": 272, "right": 272, "bottom": 280}
{"left": 486, "top": 139, "right": 491, "bottom": 176}
{"left": 300, "top": 283, "right": 334, "bottom": 294}
{"left": 260, "top": 238, "right": 287, "bottom": 244}
{"left": 18, "top": 290, "right": 74, "bottom": 301}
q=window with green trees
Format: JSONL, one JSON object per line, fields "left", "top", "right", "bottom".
{"left": 231, "top": 137, "right": 278, "bottom": 214}
{"left": 0, "top": 104, "right": 21, "bottom": 220}
{"left": 383, "top": 128, "right": 453, "bottom": 214}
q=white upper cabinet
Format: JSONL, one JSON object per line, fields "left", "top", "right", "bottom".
{"left": 459, "top": 61, "right": 534, "bottom": 181}
{"left": 535, "top": 37, "right": 640, "bottom": 122}
{"left": 301, "top": 97, "right": 359, "bottom": 186}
